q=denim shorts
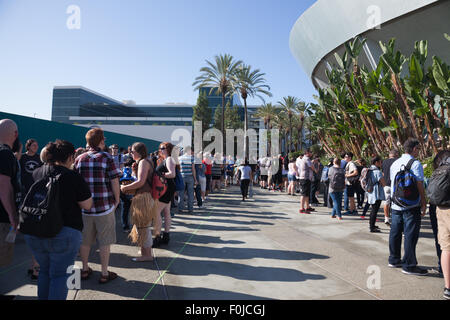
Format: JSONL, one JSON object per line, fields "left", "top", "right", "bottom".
{"left": 288, "top": 174, "right": 296, "bottom": 182}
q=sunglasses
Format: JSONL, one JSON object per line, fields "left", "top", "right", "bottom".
{"left": 159, "top": 147, "right": 166, "bottom": 150}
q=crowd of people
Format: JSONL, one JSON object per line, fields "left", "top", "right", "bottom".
{"left": 252, "top": 138, "right": 449, "bottom": 300}
{"left": 1, "top": 117, "right": 449, "bottom": 300}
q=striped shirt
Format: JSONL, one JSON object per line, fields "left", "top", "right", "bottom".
{"left": 74, "top": 148, "right": 121, "bottom": 215}
{"left": 179, "top": 154, "right": 194, "bottom": 177}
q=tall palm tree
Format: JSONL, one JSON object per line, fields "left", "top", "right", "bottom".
{"left": 255, "top": 103, "right": 277, "bottom": 152}
{"left": 278, "top": 96, "right": 302, "bottom": 153}
{"left": 193, "top": 54, "right": 243, "bottom": 150}
{"left": 234, "top": 64, "right": 272, "bottom": 158}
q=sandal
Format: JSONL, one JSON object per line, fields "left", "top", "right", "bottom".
{"left": 99, "top": 271, "right": 118, "bottom": 284}
{"left": 81, "top": 267, "right": 93, "bottom": 280}
{"left": 31, "top": 266, "right": 40, "bottom": 281}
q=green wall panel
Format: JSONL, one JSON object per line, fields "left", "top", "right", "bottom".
{"left": 0, "top": 111, "right": 161, "bottom": 153}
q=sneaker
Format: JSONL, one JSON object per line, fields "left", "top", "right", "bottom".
{"left": 370, "top": 229, "right": 381, "bottom": 233}
{"left": 388, "top": 263, "right": 403, "bottom": 268}
{"left": 352, "top": 210, "right": 358, "bottom": 215}
{"left": 444, "top": 288, "right": 450, "bottom": 300}
{"left": 331, "top": 215, "right": 336, "bottom": 219}
{"left": 343, "top": 211, "right": 352, "bottom": 216}
{"left": 401, "top": 267, "right": 428, "bottom": 276}
{"left": 161, "top": 232, "right": 170, "bottom": 245}
{"left": 385, "top": 220, "right": 391, "bottom": 226}
{"left": 306, "top": 207, "right": 316, "bottom": 212}
{"left": 152, "top": 235, "right": 163, "bottom": 248}
{"left": 360, "top": 216, "right": 366, "bottom": 220}
{"left": 299, "top": 209, "right": 310, "bottom": 214}
{"left": 337, "top": 217, "right": 343, "bottom": 221}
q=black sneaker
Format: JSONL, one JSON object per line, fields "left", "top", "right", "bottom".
{"left": 370, "top": 229, "right": 381, "bottom": 233}
{"left": 388, "top": 263, "right": 403, "bottom": 268}
{"left": 402, "top": 267, "right": 428, "bottom": 276}
{"left": 161, "top": 232, "right": 170, "bottom": 245}
{"left": 444, "top": 288, "right": 450, "bottom": 300}
{"left": 152, "top": 235, "right": 162, "bottom": 248}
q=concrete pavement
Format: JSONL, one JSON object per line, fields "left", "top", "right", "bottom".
{"left": 0, "top": 185, "right": 445, "bottom": 300}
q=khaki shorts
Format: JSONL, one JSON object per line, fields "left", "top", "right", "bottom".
{"left": 383, "top": 186, "right": 392, "bottom": 206}
{"left": 82, "top": 212, "right": 116, "bottom": 247}
{"left": 0, "top": 223, "right": 14, "bottom": 267}
{"left": 437, "top": 206, "right": 450, "bottom": 251}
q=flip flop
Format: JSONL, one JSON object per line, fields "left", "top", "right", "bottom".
{"left": 99, "top": 271, "right": 118, "bottom": 284}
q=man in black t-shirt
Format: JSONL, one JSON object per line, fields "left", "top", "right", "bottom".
{"left": 20, "top": 139, "right": 43, "bottom": 194}
{"left": 381, "top": 149, "right": 399, "bottom": 225}
{"left": 0, "top": 119, "right": 21, "bottom": 268}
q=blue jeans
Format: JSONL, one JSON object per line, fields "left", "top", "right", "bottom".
{"left": 330, "top": 191, "right": 343, "bottom": 218}
{"left": 344, "top": 188, "right": 349, "bottom": 211}
{"left": 24, "top": 227, "right": 82, "bottom": 300}
{"left": 179, "top": 175, "right": 194, "bottom": 212}
{"left": 388, "top": 207, "right": 422, "bottom": 271}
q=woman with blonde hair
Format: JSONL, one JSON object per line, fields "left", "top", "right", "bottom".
{"left": 120, "top": 142, "right": 157, "bottom": 262}
{"left": 152, "top": 142, "right": 176, "bottom": 248}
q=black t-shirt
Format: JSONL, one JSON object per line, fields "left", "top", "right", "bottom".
{"left": 382, "top": 158, "right": 398, "bottom": 186}
{"left": 0, "top": 144, "right": 21, "bottom": 223}
{"left": 19, "top": 153, "right": 42, "bottom": 193}
{"left": 32, "top": 165, "right": 91, "bottom": 231}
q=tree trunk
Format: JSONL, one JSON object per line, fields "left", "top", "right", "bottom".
{"left": 423, "top": 114, "right": 438, "bottom": 155}
{"left": 221, "top": 92, "right": 226, "bottom": 153}
{"left": 243, "top": 98, "right": 249, "bottom": 159}
{"left": 391, "top": 73, "right": 425, "bottom": 157}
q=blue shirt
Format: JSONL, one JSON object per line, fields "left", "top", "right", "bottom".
{"left": 390, "top": 154, "right": 424, "bottom": 211}
{"left": 367, "top": 165, "right": 385, "bottom": 204}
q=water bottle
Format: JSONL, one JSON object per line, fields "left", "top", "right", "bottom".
{"left": 5, "top": 227, "right": 16, "bottom": 244}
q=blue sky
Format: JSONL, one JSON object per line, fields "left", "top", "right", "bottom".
{"left": 0, "top": 0, "right": 317, "bottom": 120}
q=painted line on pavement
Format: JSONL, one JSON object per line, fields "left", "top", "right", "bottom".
{"left": 142, "top": 209, "right": 214, "bottom": 300}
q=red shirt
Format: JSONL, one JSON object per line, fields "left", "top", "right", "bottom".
{"left": 203, "top": 160, "right": 212, "bottom": 175}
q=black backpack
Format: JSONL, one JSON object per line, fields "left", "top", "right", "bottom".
{"left": 427, "top": 157, "right": 450, "bottom": 207}
{"left": 392, "top": 159, "right": 421, "bottom": 209}
{"left": 19, "top": 168, "right": 64, "bottom": 238}
{"left": 330, "top": 168, "right": 346, "bottom": 190}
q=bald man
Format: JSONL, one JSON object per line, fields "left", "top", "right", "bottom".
{"left": 0, "top": 119, "right": 21, "bottom": 267}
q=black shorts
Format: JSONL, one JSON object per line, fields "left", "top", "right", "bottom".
{"left": 346, "top": 184, "right": 356, "bottom": 197}
{"left": 260, "top": 175, "right": 268, "bottom": 182}
{"left": 299, "top": 179, "right": 311, "bottom": 196}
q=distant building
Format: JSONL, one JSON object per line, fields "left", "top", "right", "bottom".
{"left": 51, "top": 86, "right": 249, "bottom": 145}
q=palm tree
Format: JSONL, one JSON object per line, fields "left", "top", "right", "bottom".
{"left": 193, "top": 54, "right": 243, "bottom": 150}
{"left": 278, "top": 96, "right": 301, "bottom": 154}
{"left": 255, "top": 103, "right": 277, "bottom": 153}
{"left": 234, "top": 64, "right": 272, "bottom": 158}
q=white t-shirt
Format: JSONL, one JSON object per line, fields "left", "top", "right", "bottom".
{"left": 345, "top": 161, "right": 358, "bottom": 185}
{"left": 298, "top": 156, "right": 312, "bottom": 180}
{"left": 239, "top": 166, "right": 252, "bottom": 180}
{"left": 259, "top": 158, "right": 269, "bottom": 175}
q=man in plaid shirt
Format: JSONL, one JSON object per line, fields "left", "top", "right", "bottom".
{"left": 75, "top": 128, "right": 121, "bottom": 284}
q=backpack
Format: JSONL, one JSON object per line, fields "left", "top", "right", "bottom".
{"left": 152, "top": 160, "right": 168, "bottom": 200}
{"left": 392, "top": 159, "right": 421, "bottom": 209}
{"left": 19, "top": 168, "right": 63, "bottom": 238}
{"left": 174, "top": 167, "right": 184, "bottom": 192}
{"left": 427, "top": 158, "right": 450, "bottom": 207}
{"left": 329, "top": 168, "right": 345, "bottom": 190}
{"left": 360, "top": 168, "right": 375, "bottom": 193}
